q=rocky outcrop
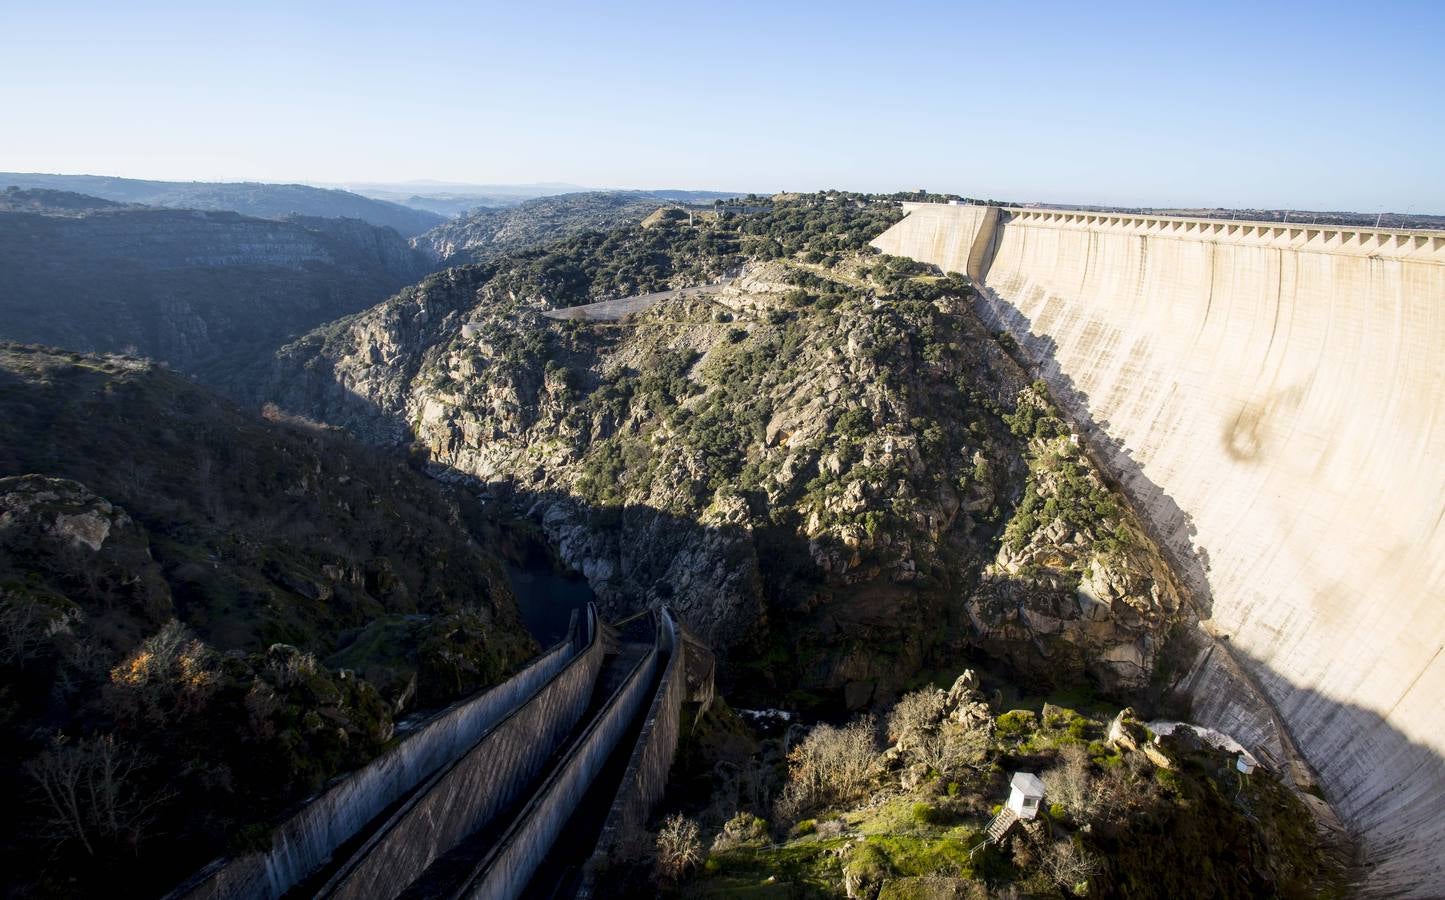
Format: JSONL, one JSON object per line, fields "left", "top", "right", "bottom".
{"left": 260, "top": 234, "right": 1185, "bottom": 707}
{"left": 965, "top": 393, "right": 1184, "bottom": 692}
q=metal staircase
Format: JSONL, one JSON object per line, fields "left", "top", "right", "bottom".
{"left": 969, "top": 808, "right": 1018, "bottom": 857}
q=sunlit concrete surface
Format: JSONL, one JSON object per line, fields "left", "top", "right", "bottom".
{"left": 874, "top": 203, "right": 1445, "bottom": 896}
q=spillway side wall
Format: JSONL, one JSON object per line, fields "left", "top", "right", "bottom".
{"left": 577, "top": 612, "right": 686, "bottom": 896}
{"left": 872, "top": 204, "right": 1445, "bottom": 896}
{"left": 166, "top": 626, "right": 582, "bottom": 900}
{"left": 320, "top": 608, "right": 605, "bottom": 900}
{"left": 462, "top": 632, "right": 664, "bottom": 900}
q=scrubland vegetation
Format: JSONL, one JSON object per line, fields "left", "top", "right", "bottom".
{"left": 598, "top": 671, "right": 1343, "bottom": 899}
{"left": 0, "top": 345, "right": 533, "bottom": 895}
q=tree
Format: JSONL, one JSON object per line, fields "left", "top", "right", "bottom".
{"left": 888, "top": 688, "right": 989, "bottom": 775}
{"left": 106, "top": 620, "right": 218, "bottom": 725}
{"left": 655, "top": 814, "right": 702, "bottom": 881}
{"left": 781, "top": 715, "right": 879, "bottom": 816}
{"left": 25, "top": 734, "right": 166, "bottom": 856}
{"left": 1036, "top": 836, "right": 1100, "bottom": 896}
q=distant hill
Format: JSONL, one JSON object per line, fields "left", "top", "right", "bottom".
{"left": 0, "top": 186, "right": 128, "bottom": 214}
{"left": 0, "top": 344, "right": 533, "bottom": 896}
{"left": 370, "top": 193, "right": 501, "bottom": 217}
{"left": 0, "top": 200, "right": 436, "bottom": 380}
{"left": 415, "top": 189, "right": 739, "bottom": 263}
{"left": 0, "top": 172, "right": 444, "bottom": 236}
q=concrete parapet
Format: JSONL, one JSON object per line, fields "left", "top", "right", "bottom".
{"left": 872, "top": 202, "right": 1445, "bottom": 896}
{"left": 165, "top": 611, "right": 588, "bottom": 900}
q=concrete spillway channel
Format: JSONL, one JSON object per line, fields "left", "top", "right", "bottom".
{"left": 167, "top": 605, "right": 692, "bottom": 900}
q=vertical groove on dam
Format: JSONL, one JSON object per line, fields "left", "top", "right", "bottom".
{"left": 873, "top": 203, "right": 1445, "bottom": 896}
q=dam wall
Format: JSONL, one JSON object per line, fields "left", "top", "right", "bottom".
{"left": 166, "top": 613, "right": 586, "bottom": 900}
{"left": 319, "top": 606, "right": 605, "bottom": 900}
{"left": 873, "top": 203, "right": 1445, "bottom": 896}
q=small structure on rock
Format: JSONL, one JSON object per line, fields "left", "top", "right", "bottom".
{"left": 1007, "top": 771, "right": 1046, "bottom": 820}
{"left": 972, "top": 771, "right": 1045, "bottom": 858}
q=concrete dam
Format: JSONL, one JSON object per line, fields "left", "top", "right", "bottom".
{"left": 873, "top": 203, "right": 1445, "bottom": 896}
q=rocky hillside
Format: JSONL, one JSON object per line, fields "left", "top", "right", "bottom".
{"left": 0, "top": 172, "right": 444, "bottom": 235}
{"left": 0, "top": 199, "right": 436, "bottom": 379}
{"left": 0, "top": 345, "right": 534, "bottom": 897}
{"left": 258, "top": 195, "right": 1186, "bottom": 710}
{"left": 621, "top": 671, "right": 1343, "bottom": 898}
{"left": 414, "top": 189, "right": 737, "bottom": 264}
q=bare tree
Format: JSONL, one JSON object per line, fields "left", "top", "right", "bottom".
{"left": 888, "top": 688, "right": 946, "bottom": 746}
{"left": 1036, "top": 836, "right": 1100, "bottom": 896}
{"left": 655, "top": 814, "right": 703, "bottom": 881}
{"left": 888, "top": 688, "right": 988, "bottom": 775}
{"left": 25, "top": 734, "right": 167, "bottom": 856}
{"left": 781, "top": 715, "right": 879, "bottom": 817}
{"left": 1042, "top": 746, "right": 1092, "bottom": 818}
{"left": 108, "top": 620, "right": 218, "bottom": 724}
{"left": 0, "top": 591, "right": 53, "bottom": 666}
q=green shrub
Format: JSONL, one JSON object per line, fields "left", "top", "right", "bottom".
{"left": 911, "top": 803, "right": 945, "bottom": 827}
{"left": 995, "top": 710, "right": 1038, "bottom": 740}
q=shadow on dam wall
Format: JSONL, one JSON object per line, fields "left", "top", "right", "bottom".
{"left": 255, "top": 293, "right": 1443, "bottom": 895}
{"left": 967, "top": 283, "right": 1445, "bottom": 896}
{"left": 973, "top": 289, "right": 1216, "bottom": 618}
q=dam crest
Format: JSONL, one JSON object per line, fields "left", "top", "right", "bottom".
{"left": 873, "top": 202, "right": 1445, "bottom": 896}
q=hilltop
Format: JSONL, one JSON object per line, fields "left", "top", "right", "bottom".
{"left": 259, "top": 194, "right": 1185, "bottom": 710}
{"left": 414, "top": 189, "right": 739, "bottom": 264}
{"left": 0, "top": 172, "right": 444, "bottom": 236}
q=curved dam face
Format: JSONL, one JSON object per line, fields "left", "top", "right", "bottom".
{"left": 874, "top": 203, "right": 1445, "bottom": 895}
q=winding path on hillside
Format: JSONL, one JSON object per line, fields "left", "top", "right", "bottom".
{"left": 540, "top": 279, "right": 732, "bottom": 322}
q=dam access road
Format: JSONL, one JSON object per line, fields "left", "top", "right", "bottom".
{"left": 873, "top": 202, "right": 1445, "bottom": 897}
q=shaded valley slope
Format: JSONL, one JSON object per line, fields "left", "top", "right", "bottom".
{"left": 0, "top": 188, "right": 436, "bottom": 380}
{"left": 0, "top": 345, "right": 534, "bottom": 897}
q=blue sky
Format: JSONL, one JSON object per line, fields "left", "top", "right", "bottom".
{"left": 3, "top": 0, "right": 1442, "bottom": 211}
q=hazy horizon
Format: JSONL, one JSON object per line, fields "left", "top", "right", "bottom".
{"left": 4, "top": 0, "right": 1443, "bottom": 212}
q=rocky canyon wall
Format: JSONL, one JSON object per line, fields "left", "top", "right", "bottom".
{"left": 873, "top": 202, "right": 1445, "bottom": 896}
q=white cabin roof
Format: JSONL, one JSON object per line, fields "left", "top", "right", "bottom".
{"left": 1010, "top": 771, "right": 1045, "bottom": 796}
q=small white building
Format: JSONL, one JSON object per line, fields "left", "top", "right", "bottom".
{"left": 1236, "top": 752, "right": 1259, "bottom": 775}
{"left": 1007, "top": 771, "right": 1046, "bottom": 820}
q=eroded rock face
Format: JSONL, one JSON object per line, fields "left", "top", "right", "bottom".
{"left": 964, "top": 390, "right": 1184, "bottom": 692}
{"left": 0, "top": 475, "right": 129, "bottom": 551}
{"left": 0, "top": 474, "right": 174, "bottom": 632}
